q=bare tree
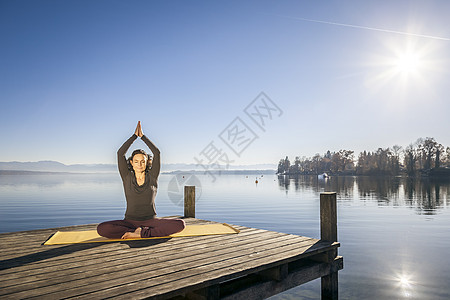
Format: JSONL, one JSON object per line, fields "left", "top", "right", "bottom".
{"left": 420, "top": 137, "right": 439, "bottom": 170}
{"left": 277, "top": 137, "right": 446, "bottom": 176}
{"left": 404, "top": 144, "right": 417, "bottom": 175}
{"left": 435, "top": 143, "right": 444, "bottom": 168}
{"left": 391, "top": 145, "right": 403, "bottom": 175}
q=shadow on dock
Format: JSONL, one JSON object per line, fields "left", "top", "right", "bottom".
{"left": 0, "top": 243, "right": 104, "bottom": 271}
{"left": 1, "top": 235, "right": 172, "bottom": 271}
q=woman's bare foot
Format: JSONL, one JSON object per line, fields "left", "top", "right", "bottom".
{"left": 121, "top": 227, "right": 142, "bottom": 239}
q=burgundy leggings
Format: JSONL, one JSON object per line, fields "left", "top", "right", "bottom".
{"left": 97, "top": 218, "right": 185, "bottom": 239}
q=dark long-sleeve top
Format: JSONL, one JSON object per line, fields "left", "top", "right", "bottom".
{"left": 117, "top": 134, "right": 161, "bottom": 220}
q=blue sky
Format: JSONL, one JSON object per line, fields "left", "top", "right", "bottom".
{"left": 1, "top": 0, "right": 449, "bottom": 165}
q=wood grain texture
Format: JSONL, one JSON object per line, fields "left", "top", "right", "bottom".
{"left": 0, "top": 217, "right": 341, "bottom": 299}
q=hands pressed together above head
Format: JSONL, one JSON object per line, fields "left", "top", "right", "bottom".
{"left": 134, "top": 121, "right": 144, "bottom": 138}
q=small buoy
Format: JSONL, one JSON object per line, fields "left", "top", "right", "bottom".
{"left": 255, "top": 177, "right": 258, "bottom": 184}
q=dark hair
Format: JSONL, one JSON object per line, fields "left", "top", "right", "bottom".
{"left": 127, "top": 149, "right": 153, "bottom": 172}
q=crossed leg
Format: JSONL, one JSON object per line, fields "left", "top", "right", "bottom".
{"left": 97, "top": 218, "right": 186, "bottom": 239}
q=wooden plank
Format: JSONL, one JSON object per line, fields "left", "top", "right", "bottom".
{"left": 1, "top": 232, "right": 258, "bottom": 285}
{"left": 0, "top": 225, "right": 254, "bottom": 272}
{"left": 106, "top": 240, "right": 337, "bottom": 299}
{"left": 0, "top": 228, "right": 276, "bottom": 292}
{"left": 0, "top": 216, "right": 187, "bottom": 247}
{"left": 5, "top": 234, "right": 312, "bottom": 296}
{"left": 0, "top": 224, "right": 98, "bottom": 245}
{"left": 0, "top": 223, "right": 249, "bottom": 260}
{"left": 0, "top": 218, "right": 342, "bottom": 300}
{"left": 220, "top": 257, "right": 344, "bottom": 300}
{"left": 0, "top": 226, "right": 261, "bottom": 281}
{"left": 3, "top": 233, "right": 314, "bottom": 299}
{"left": 78, "top": 238, "right": 330, "bottom": 298}
{"left": 0, "top": 230, "right": 250, "bottom": 273}
{"left": 0, "top": 217, "right": 200, "bottom": 253}
{"left": 258, "top": 263, "right": 288, "bottom": 282}
{"left": 0, "top": 218, "right": 235, "bottom": 259}
{"left": 1, "top": 227, "right": 258, "bottom": 280}
{"left": 0, "top": 229, "right": 294, "bottom": 289}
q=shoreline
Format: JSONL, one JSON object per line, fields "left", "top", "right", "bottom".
{"left": 2, "top": 169, "right": 450, "bottom": 179}
{"left": 0, "top": 169, "right": 277, "bottom": 175}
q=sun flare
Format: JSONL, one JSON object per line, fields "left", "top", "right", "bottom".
{"left": 389, "top": 41, "right": 427, "bottom": 80}
{"left": 395, "top": 52, "right": 421, "bottom": 74}
{"left": 399, "top": 275, "right": 411, "bottom": 287}
{"left": 365, "top": 34, "right": 440, "bottom": 102}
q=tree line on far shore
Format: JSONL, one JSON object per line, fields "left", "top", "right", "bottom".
{"left": 277, "top": 137, "right": 450, "bottom": 177}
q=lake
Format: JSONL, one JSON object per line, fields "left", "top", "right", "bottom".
{"left": 0, "top": 172, "right": 449, "bottom": 299}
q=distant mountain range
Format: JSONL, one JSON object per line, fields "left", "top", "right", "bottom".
{"left": 0, "top": 161, "right": 115, "bottom": 173}
{"left": 0, "top": 161, "right": 277, "bottom": 174}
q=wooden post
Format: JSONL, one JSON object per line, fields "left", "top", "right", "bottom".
{"left": 320, "top": 192, "right": 337, "bottom": 243}
{"left": 184, "top": 186, "right": 195, "bottom": 218}
{"left": 320, "top": 192, "right": 338, "bottom": 300}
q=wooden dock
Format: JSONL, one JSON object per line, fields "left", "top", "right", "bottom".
{"left": 0, "top": 189, "right": 343, "bottom": 299}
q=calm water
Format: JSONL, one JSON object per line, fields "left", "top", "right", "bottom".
{"left": 1, "top": 172, "right": 449, "bottom": 299}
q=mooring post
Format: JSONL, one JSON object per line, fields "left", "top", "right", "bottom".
{"left": 320, "top": 192, "right": 338, "bottom": 300}
{"left": 320, "top": 192, "right": 337, "bottom": 243}
{"left": 184, "top": 185, "right": 196, "bottom": 218}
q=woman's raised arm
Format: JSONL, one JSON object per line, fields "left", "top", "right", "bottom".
{"left": 117, "top": 124, "right": 139, "bottom": 179}
{"left": 139, "top": 122, "right": 161, "bottom": 180}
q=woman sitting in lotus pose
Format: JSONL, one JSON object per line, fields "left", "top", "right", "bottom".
{"left": 97, "top": 121, "right": 185, "bottom": 239}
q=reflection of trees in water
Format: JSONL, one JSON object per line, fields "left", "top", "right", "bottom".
{"left": 277, "top": 175, "right": 291, "bottom": 194}
{"left": 356, "top": 176, "right": 402, "bottom": 204}
{"left": 404, "top": 178, "right": 449, "bottom": 214}
{"left": 277, "top": 175, "right": 356, "bottom": 196}
{"left": 326, "top": 176, "right": 355, "bottom": 197}
{"left": 277, "top": 175, "right": 450, "bottom": 214}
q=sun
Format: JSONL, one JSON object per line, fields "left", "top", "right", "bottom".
{"left": 389, "top": 39, "right": 427, "bottom": 80}
{"left": 362, "top": 34, "right": 444, "bottom": 111}
{"left": 365, "top": 35, "right": 439, "bottom": 95}
{"left": 395, "top": 52, "right": 421, "bottom": 75}
{"left": 399, "top": 275, "right": 411, "bottom": 287}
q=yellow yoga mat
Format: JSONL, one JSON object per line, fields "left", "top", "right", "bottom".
{"left": 44, "top": 223, "right": 240, "bottom": 245}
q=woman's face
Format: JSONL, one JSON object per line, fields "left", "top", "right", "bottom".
{"left": 131, "top": 154, "right": 148, "bottom": 173}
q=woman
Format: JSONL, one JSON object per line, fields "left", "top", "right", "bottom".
{"left": 97, "top": 121, "right": 185, "bottom": 239}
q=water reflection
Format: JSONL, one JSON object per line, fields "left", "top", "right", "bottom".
{"left": 0, "top": 173, "right": 119, "bottom": 188}
{"left": 277, "top": 175, "right": 450, "bottom": 214}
